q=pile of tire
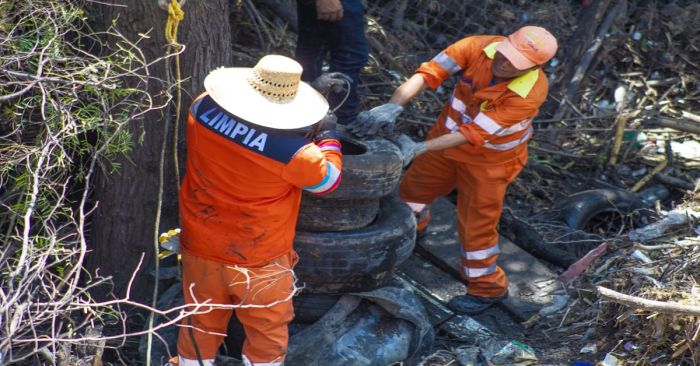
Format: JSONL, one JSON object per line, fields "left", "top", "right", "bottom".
{"left": 292, "top": 131, "right": 417, "bottom": 320}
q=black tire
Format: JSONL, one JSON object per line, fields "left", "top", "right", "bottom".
{"left": 297, "top": 195, "right": 379, "bottom": 232}
{"left": 322, "top": 132, "right": 402, "bottom": 200}
{"left": 292, "top": 293, "right": 341, "bottom": 324}
{"left": 553, "top": 188, "right": 645, "bottom": 230}
{"left": 293, "top": 195, "right": 416, "bottom": 293}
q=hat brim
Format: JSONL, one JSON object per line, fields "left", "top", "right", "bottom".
{"left": 204, "top": 68, "right": 329, "bottom": 130}
{"left": 495, "top": 41, "right": 537, "bottom": 70}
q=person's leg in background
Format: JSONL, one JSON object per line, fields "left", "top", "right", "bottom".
{"left": 176, "top": 254, "right": 234, "bottom": 366}
{"left": 399, "top": 149, "right": 458, "bottom": 235}
{"left": 296, "top": 0, "right": 327, "bottom": 84}
{"left": 233, "top": 252, "right": 296, "bottom": 366}
{"left": 326, "top": 0, "right": 368, "bottom": 124}
{"left": 448, "top": 159, "right": 525, "bottom": 315}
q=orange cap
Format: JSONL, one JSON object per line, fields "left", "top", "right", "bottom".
{"left": 495, "top": 26, "right": 558, "bottom": 70}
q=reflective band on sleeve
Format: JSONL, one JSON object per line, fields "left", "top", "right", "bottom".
{"left": 463, "top": 263, "right": 498, "bottom": 278}
{"left": 432, "top": 51, "right": 461, "bottom": 74}
{"left": 304, "top": 161, "right": 341, "bottom": 194}
{"left": 484, "top": 126, "right": 533, "bottom": 151}
{"left": 473, "top": 112, "right": 503, "bottom": 135}
{"left": 444, "top": 116, "right": 460, "bottom": 132}
{"left": 180, "top": 357, "right": 216, "bottom": 366}
{"left": 497, "top": 118, "right": 532, "bottom": 136}
{"left": 462, "top": 244, "right": 500, "bottom": 260}
{"left": 451, "top": 97, "right": 466, "bottom": 114}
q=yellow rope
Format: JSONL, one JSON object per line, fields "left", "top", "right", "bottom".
{"left": 165, "top": 0, "right": 184, "bottom": 45}
{"left": 146, "top": 3, "right": 185, "bottom": 366}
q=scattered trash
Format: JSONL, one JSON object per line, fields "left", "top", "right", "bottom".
{"left": 579, "top": 343, "right": 597, "bottom": 354}
{"left": 636, "top": 184, "right": 670, "bottom": 207}
{"left": 623, "top": 341, "right": 639, "bottom": 352}
{"left": 558, "top": 242, "right": 608, "bottom": 285}
{"left": 630, "top": 249, "right": 653, "bottom": 264}
{"left": 453, "top": 346, "right": 482, "bottom": 366}
{"left": 628, "top": 209, "right": 700, "bottom": 241}
{"left": 573, "top": 362, "right": 592, "bottom": 366}
{"left": 489, "top": 341, "right": 538, "bottom": 366}
{"left": 539, "top": 294, "right": 570, "bottom": 316}
{"left": 549, "top": 58, "right": 560, "bottom": 67}
{"left": 600, "top": 353, "right": 621, "bottom": 366}
{"left": 632, "top": 32, "right": 642, "bottom": 41}
{"left": 595, "top": 99, "right": 615, "bottom": 110}
{"left": 666, "top": 140, "right": 700, "bottom": 159}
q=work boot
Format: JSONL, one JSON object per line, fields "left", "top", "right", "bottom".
{"left": 447, "top": 292, "right": 508, "bottom": 315}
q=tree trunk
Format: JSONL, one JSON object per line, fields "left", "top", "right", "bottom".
{"left": 86, "top": 1, "right": 232, "bottom": 301}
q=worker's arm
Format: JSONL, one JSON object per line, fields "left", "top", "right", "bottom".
{"left": 388, "top": 74, "right": 428, "bottom": 106}
{"left": 424, "top": 131, "right": 468, "bottom": 151}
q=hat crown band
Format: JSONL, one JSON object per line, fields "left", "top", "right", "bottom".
{"left": 248, "top": 66, "right": 300, "bottom": 104}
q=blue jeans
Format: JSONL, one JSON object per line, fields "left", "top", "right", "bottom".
{"left": 296, "top": 0, "right": 369, "bottom": 125}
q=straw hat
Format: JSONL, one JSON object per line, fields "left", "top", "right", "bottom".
{"left": 203, "top": 55, "right": 329, "bottom": 129}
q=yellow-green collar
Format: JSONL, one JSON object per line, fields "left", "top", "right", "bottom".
{"left": 483, "top": 41, "right": 539, "bottom": 98}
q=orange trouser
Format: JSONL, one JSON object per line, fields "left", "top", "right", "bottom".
{"left": 399, "top": 149, "right": 524, "bottom": 298}
{"left": 177, "top": 252, "right": 296, "bottom": 365}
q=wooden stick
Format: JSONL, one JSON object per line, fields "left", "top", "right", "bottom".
{"left": 630, "top": 159, "right": 668, "bottom": 192}
{"left": 608, "top": 113, "right": 630, "bottom": 166}
{"left": 597, "top": 286, "right": 700, "bottom": 317}
{"left": 650, "top": 116, "right": 700, "bottom": 134}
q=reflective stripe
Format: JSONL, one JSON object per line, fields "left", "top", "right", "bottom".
{"left": 444, "top": 116, "right": 460, "bottom": 132}
{"left": 473, "top": 112, "right": 503, "bottom": 135}
{"left": 179, "top": 357, "right": 215, "bottom": 366}
{"left": 463, "top": 263, "right": 498, "bottom": 278}
{"left": 451, "top": 96, "right": 466, "bottom": 114}
{"left": 432, "top": 51, "right": 461, "bottom": 74}
{"left": 484, "top": 126, "right": 533, "bottom": 151}
{"left": 304, "top": 161, "right": 341, "bottom": 194}
{"left": 406, "top": 202, "right": 427, "bottom": 213}
{"left": 475, "top": 112, "right": 533, "bottom": 137}
{"left": 463, "top": 244, "right": 500, "bottom": 260}
{"left": 243, "top": 355, "right": 284, "bottom": 366}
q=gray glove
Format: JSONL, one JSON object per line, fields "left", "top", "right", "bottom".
{"left": 347, "top": 103, "right": 404, "bottom": 137}
{"left": 310, "top": 72, "right": 352, "bottom": 95}
{"left": 388, "top": 133, "right": 427, "bottom": 167}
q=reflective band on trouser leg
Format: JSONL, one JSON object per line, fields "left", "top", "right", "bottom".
{"left": 243, "top": 355, "right": 284, "bottom": 366}
{"left": 454, "top": 161, "right": 523, "bottom": 298}
{"left": 178, "top": 357, "right": 215, "bottom": 366}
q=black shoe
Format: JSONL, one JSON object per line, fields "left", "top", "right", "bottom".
{"left": 447, "top": 292, "right": 508, "bottom": 315}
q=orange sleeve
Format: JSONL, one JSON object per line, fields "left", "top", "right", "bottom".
{"left": 416, "top": 36, "right": 481, "bottom": 89}
{"left": 282, "top": 138, "right": 343, "bottom": 195}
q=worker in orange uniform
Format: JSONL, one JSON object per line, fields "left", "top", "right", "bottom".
{"left": 348, "top": 26, "right": 558, "bottom": 315}
{"left": 171, "top": 55, "right": 344, "bottom": 366}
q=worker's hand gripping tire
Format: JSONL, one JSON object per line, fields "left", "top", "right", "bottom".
{"left": 347, "top": 103, "right": 403, "bottom": 137}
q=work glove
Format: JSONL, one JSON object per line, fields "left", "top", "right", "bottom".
{"left": 387, "top": 133, "right": 427, "bottom": 167}
{"left": 310, "top": 72, "right": 352, "bottom": 95}
{"left": 347, "top": 103, "right": 404, "bottom": 137}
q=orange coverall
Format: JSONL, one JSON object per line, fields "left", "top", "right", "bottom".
{"left": 177, "top": 93, "right": 342, "bottom": 365}
{"left": 399, "top": 35, "right": 549, "bottom": 298}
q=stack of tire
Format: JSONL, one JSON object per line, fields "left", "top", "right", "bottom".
{"left": 291, "top": 131, "right": 417, "bottom": 320}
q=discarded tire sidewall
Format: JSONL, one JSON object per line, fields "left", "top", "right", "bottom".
{"left": 553, "top": 188, "right": 648, "bottom": 230}
{"left": 297, "top": 132, "right": 403, "bottom": 231}
{"left": 294, "top": 195, "right": 417, "bottom": 293}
